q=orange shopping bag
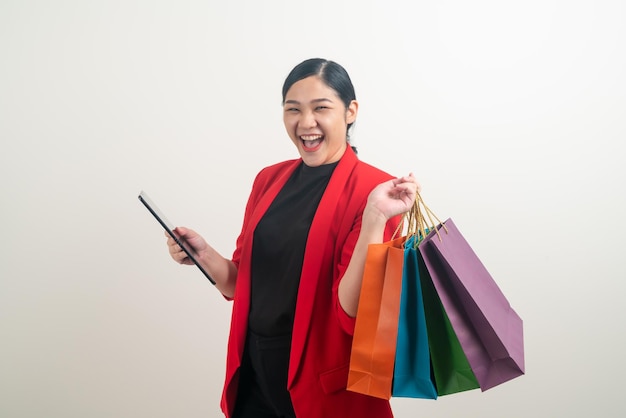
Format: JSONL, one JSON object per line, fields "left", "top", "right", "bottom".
{"left": 347, "top": 236, "right": 405, "bottom": 400}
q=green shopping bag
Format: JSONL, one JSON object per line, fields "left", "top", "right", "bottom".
{"left": 418, "top": 249, "right": 480, "bottom": 395}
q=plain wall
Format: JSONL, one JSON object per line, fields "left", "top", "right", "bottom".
{"left": 1, "top": 0, "right": 625, "bottom": 417}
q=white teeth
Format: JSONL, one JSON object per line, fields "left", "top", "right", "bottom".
{"left": 300, "top": 135, "right": 323, "bottom": 141}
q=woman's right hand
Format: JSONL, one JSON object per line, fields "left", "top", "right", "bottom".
{"left": 164, "top": 226, "right": 238, "bottom": 297}
{"left": 165, "top": 226, "right": 207, "bottom": 265}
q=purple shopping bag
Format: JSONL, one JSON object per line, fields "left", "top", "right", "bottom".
{"left": 418, "top": 219, "right": 525, "bottom": 391}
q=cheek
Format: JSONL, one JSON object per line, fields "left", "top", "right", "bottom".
{"left": 285, "top": 113, "right": 299, "bottom": 125}
{"left": 283, "top": 116, "right": 294, "bottom": 131}
{"left": 328, "top": 116, "right": 347, "bottom": 135}
{"left": 283, "top": 118, "right": 299, "bottom": 139}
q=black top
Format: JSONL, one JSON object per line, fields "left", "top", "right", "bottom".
{"left": 249, "top": 161, "right": 338, "bottom": 337}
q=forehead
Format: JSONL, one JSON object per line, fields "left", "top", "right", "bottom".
{"left": 284, "top": 76, "right": 340, "bottom": 102}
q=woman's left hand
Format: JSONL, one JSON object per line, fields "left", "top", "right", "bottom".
{"left": 366, "top": 173, "right": 420, "bottom": 221}
{"left": 339, "top": 173, "right": 421, "bottom": 316}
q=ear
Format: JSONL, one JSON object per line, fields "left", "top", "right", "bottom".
{"left": 345, "top": 100, "right": 358, "bottom": 124}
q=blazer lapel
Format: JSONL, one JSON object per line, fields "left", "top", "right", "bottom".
{"left": 231, "top": 160, "right": 300, "bottom": 360}
{"left": 288, "top": 147, "right": 358, "bottom": 386}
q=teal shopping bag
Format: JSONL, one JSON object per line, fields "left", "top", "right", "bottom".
{"left": 392, "top": 235, "right": 438, "bottom": 399}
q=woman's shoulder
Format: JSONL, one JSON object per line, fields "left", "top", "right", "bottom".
{"left": 327, "top": 157, "right": 395, "bottom": 205}
{"left": 352, "top": 158, "right": 395, "bottom": 182}
{"left": 336, "top": 147, "right": 395, "bottom": 183}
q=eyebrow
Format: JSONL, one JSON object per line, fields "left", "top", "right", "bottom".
{"left": 284, "top": 98, "right": 334, "bottom": 105}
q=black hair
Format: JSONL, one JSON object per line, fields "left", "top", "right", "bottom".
{"left": 282, "top": 58, "right": 358, "bottom": 154}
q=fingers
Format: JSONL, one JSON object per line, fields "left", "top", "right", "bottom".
{"left": 393, "top": 173, "right": 421, "bottom": 195}
{"left": 366, "top": 174, "right": 422, "bottom": 220}
{"left": 383, "top": 174, "right": 421, "bottom": 215}
{"left": 164, "top": 229, "right": 191, "bottom": 264}
{"left": 394, "top": 173, "right": 418, "bottom": 186}
{"left": 393, "top": 175, "right": 418, "bottom": 194}
{"left": 407, "top": 173, "right": 422, "bottom": 193}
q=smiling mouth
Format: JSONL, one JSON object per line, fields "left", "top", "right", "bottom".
{"left": 300, "top": 134, "right": 324, "bottom": 151}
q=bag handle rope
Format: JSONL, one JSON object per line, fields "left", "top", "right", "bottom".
{"left": 392, "top": 192, "right": 448, "bottom": 246}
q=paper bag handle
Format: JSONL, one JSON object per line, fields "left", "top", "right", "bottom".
{"left": 393, "top": 192, "right": 448, "bottom": 245}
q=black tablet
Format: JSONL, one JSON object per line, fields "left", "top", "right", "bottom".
{"left": 138, "top": 191, "right": 215, "bottom": 284}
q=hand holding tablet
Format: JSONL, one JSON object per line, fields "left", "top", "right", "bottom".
{"left": 138, "top": 191, "right": 216, "bottom": 284}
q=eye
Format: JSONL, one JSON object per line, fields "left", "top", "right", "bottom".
{"left": 315, "top": 105, "right": 329, "bottom": 111}
{"left": 285, "top": 107, "right": 299, "bottom": 113}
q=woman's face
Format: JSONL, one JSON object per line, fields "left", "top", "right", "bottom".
{"left": 283, "top": 76, "right": 358, "bottom": 167}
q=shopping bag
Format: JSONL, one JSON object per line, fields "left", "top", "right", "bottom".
{"left": 348, "top": 236, "right": 405, "bottom": 399}
{"left": 417, "top": 249, "right": 480, "bottom": 395}
{"left": 392, "top": 234, "right": 438, "bottom": 399}
{"left": 419, "top": 218, "right": 525, "bottom": 391}
{"left": 393, "top": 232, "right": 479, "bottom": 398}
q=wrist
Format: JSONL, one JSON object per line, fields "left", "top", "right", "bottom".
{"left": 362, "top": 204, "right": 388, "bottom": 227}
{"left": 360, "top": 206, "right": 388, "bottom": 242}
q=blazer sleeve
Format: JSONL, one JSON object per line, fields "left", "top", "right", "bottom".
{"left": 331, "top": 176, "right": 403, "bottom": 335}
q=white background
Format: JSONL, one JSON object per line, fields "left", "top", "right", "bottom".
{"left": 1, "top": 0, "right": 625, "bottom": 417}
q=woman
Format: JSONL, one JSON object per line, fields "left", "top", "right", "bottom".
{"left": 166, "top": 58, "right": 419, "bottom": 418}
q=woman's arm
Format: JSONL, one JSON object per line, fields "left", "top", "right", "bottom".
{"left": 337, "top": 174, "right": 418, "bottom": 317}
{"left": 165, "top": 227, "right": 238, "bottom": 298}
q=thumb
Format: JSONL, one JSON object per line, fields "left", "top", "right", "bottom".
{"left": 173, "top": 226, "right": 190, "bottom": 238}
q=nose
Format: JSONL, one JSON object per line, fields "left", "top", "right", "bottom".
{"left": 300, "top": 110, "right": 317, "bottom": 129}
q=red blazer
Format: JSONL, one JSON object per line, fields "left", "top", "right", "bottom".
{"left": 221, "top": 147, "right": 400, "bottom": 418}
